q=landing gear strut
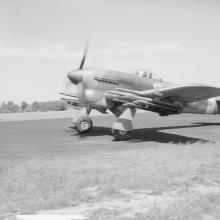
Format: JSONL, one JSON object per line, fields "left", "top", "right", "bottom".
{"left": 111, "top": 129, "right": 131, "bottom": 141}
{"left": 111, "top": 107, "right": 136, "bottom": 141}
{"left": 74, "top": 107, "right": 93, "bottom": 134}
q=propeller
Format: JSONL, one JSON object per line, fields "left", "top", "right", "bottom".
{"left": 62, "top": 40, "right": 90, "bottom": 108}
{"left": 76, "top": 40, "right": 90, "bottom": 107}
{"left": 79, "top": 40, "right": 89, "bottom": 70}
{"left": 75, "top": 40, "right": 90, "bottom": 106}
{"left": 77, "top": 82, "right": 86, "bottom": 107}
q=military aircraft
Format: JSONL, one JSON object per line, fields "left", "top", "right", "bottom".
{"left": 61, "top": 44, "right": 220, "bottom": 140}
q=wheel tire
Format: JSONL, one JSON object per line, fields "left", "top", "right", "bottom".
{"left": 111, "top": 129, "right": 131, "bottom": 141}
{"left": 75, "top": 117, "right": 93, "bottom": 134}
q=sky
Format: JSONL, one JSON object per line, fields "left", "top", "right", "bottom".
{"left": 0, "top": 0, "right": 220, "bottom": 103}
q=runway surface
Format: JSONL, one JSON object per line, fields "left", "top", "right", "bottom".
{"left": 0, "top": 112, "right": 220, "bottom": 161}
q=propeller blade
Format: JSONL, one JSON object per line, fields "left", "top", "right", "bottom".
{"left": 77, "top": 82, "right": 85, "bottom": 107}
{"left": 79, "top": 41, "right": 89, "bottom": 70}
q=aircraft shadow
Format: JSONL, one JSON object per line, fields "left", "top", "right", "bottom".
{"left": 67, "top": 122, "right": 219, "bottom": 144}
{"left": 192, "top": 122, "right": 220, "bottom": 126}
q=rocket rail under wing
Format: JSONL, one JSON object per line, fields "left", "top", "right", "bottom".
{"left": 105, "top": 90, "right": 182, "bottom": 116}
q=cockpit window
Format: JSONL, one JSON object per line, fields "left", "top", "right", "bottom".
{"left": 136, "top": 69, "right": 163, "bottom": 82}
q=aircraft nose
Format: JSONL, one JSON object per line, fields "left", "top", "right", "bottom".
{"left": 68, "top": 70, "right": 83, "bottom": 84}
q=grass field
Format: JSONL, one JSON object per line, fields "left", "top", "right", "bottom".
{"left": 1, "top": 141, "right": 220, "bottom": 219}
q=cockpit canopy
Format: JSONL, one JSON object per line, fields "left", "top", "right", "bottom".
{"left": 135, "top": 69, "right": 163, "bottom": 82}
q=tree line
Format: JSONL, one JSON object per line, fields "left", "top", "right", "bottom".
{"left": 0, "top": 100, "right": 68, "bottom": 113}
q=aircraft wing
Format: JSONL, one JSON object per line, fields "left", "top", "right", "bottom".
{"left": 116, "top": 84, "right": 220, "bottom": 103}
{"left": 105, "top": 89, "right": 182, "bottom": 116}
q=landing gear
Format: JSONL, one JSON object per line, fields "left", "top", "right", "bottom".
{"left": 75, "top": 116, "right": 93, "bottom": 134}
{"left": 112, "top": 129, "right": 131, "bottom": 141}
{"left": 111, "top": 107, "right": 136, "bottom": 141}
{"left": 73, "top": 107, "right": 93, "bottom": 134}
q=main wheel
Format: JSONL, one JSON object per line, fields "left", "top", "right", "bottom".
{"left": 111, "top": 129, "right": 131, "bottom": 141}
{"left": 75, "top": 116, "right": 93, "bottom": 134}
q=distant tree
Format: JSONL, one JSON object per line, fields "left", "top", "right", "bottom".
{"left": 5, "top": 101, "right": 20, "bottom": 113}
{"left": 24, "top": 105, "right": 33, "bottom": 112}
{"left": 0, "top": 102, "right": 6, "bottom": 113}
{"left": 0, "top": 100, "right": 68, "bottom": 113}
{"left": 45, "top": 101, "right": 67, "bottom": 111}
{"left": 32, "top": 101, "right": 40, "bottom": 112}
{"left": 21, "top": 101, "right": 28, "bottom": 112}
{"left": 56, "top": 101, "right": 67, "bottom": 111}
{"left": 34, "top": 101, "right": 67, "bottom": 112}
{"left": 1, "top": 101, "right": 6, "bottom": 108}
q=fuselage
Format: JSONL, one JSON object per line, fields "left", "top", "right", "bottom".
{"left": 67, "top": 68, "right": 220, "bottom": 115}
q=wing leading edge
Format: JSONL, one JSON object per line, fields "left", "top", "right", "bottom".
{"left": 116, "top": 84, "right": 220, "bottom": 103}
